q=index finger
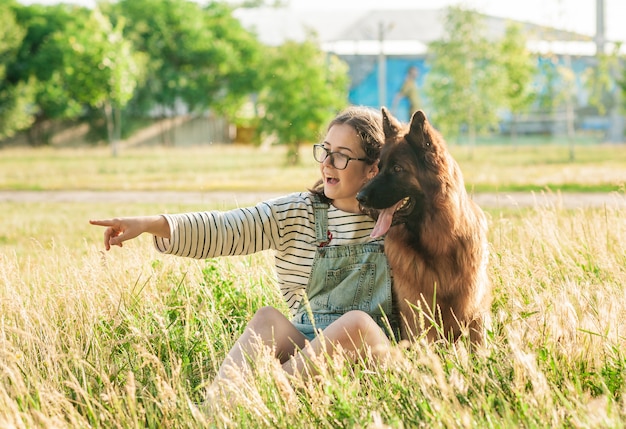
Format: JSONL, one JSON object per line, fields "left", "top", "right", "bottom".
{"left": 89, "top": 219, "right": 114, "bottom": 227}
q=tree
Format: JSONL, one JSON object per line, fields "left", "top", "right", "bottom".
{"left": 585, "top": 44, "right": 623, "bottom": 144}
{"left": 8, "top": 3, "right": 90, "bottom": 145}
{"left": 54, "top": 7, "right": 144, "bottom": 155}
{"left": 620, "top": 57, "right": 626, "bottom": 109}
{"left": 0, "top": 2, "right": 37, "bottom": 140}
{"left": 585, "top": 50, "right": 619, "bottom": 116}
{"left": 536, "top": 54, "right": 578, "bottom": 160}
{"left": 197, "top": 2, "right": 265, "bottom": 120}
{"left": 112, "top": 0, "right": 263, "bottom": 140}
{"left": 256, "top": 39, "right": 349, "bottom": 165}
{"left": 424, "top": 6, "right": 505, "bottom": 157}
{"left": 498, "top": 22, "right": 537, "bottom": 142}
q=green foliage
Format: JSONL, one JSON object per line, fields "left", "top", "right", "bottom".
{"left": 535, "top": 54, "right": 578, "bottom": 116}
{"left": 199, "top": 259, "right": 263, "bottom": 339}
{"left": 84, "top": 257, "right": 274, "bottom": 416}
{"left": 0, "top": 80, "right": 37, "bottom": 141}
{"left": 10, "top": 3, "right": 89, "bottom": 142}
{"left": 2, "top": 0, "right": 265, "bottom": 147}
{"left": 498, "top": 22, "right": 538, "bottom": 136}
{"left": 113, "top": 0, "right": 263, "bottom": 120}
{"left": 584, "top": 46, "right": 621, "bottom": 116}
{"left": 0, "top": 2, "right": 37, "bottom": 139}
{"left": 53, "top": 9, "right": 141, "bottom": 110}
{"left": 50, "top": 7, "right": 144, "bottom": 154}
{"left": 424, "top": 7, "right": 505, "bottom": 152}
{"left": 620, "top": 58, "right": 626, "bottom": 112}
{"left": 256, "top": 39, "right": 349, "bottom": 164}
{"left": 200, "top": 2, "right": 265, "bottom": 118}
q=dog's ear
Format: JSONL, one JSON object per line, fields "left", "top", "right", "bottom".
{"left": 381, "top": 107, "right": 402, "bottom": 140}
{"left": 409, "top": 110, "right": 426, "bottom": 133}
{"left": 407, "top": 110, "right": 429, "bottom": 148}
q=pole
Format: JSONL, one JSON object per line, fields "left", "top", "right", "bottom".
{"left": 378, "top": 21, "right": 386, "bottom": 108}
{"left": 595, "top": 0, "right": 605, "bottom": 54}
{"left": 596, "top": 0, "right": 625, "bottom": 143}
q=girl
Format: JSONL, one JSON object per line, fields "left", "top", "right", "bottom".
{"left": 90, "top": 106, "right": 396, "bottom": 391}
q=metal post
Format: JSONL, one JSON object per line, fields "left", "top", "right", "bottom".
{"left": 596, "top": 0, "right": 625, "bottom": 143}
{"left": 595, "top": 0, "right": 605, "bottom": 54}
{"left": 378, "top": 21, "right": 386, "bottom": 108}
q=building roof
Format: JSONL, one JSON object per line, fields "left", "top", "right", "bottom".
{"left": 233, "top": 8, "right": 369, "bottom": 46}
{"left": 234, "top": 7, "right": 598, "bottom": 56}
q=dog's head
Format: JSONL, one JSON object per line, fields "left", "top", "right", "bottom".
{"left": 357, "top": 107, "right": 436, "bottom": 238}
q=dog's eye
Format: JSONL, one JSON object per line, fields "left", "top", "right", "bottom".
{"left": 393, "top": 165, "right": 403, "bottom": 173}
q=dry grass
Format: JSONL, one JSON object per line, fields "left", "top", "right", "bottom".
{"left": 1, "top": 196, "right": 625, "bottom": 427}
{"left": 1, "top": 141, "right": 625, "bottom": 427}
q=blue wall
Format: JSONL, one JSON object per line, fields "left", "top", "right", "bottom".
{"left": 348, "top": 58, "right": 427, "bottom": 123}
{"left": 347, "top": 55, "right": 599, "bottom": 126}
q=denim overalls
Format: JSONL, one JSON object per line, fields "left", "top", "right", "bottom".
{"left": 292, "top": 197, "right": 397, "bottom": 341}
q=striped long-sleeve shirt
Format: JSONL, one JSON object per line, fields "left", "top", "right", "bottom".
{"left": 153, "top": 191, "right": 383, "bottom": 316}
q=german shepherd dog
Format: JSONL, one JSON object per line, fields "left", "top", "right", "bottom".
{"left": 357, "top": 108, "right": 491, "bottom": 345}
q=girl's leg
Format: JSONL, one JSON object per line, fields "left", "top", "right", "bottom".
{"left": 213, "top": 306, "right": 307, "bottom": 384}
{"left": 283, "top": 310, "right": 391, "bottom": 377}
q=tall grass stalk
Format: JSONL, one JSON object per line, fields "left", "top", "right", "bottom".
{"left": 1, "top": 198, "right": 625, "bottom": 427}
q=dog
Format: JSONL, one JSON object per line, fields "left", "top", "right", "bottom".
{"left": 357, "top": 108, "right": 491, "bottom": 345}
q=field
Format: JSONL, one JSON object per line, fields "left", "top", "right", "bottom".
{"left": 1, "top": 143, "right": 626, "bottom": 193}
{"left": 1, "top": 144, "right": 626, "bottom": 427}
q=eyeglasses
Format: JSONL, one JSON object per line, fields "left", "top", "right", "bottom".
{"left": 313, "top": 144, "right": 368, "bottom": 170}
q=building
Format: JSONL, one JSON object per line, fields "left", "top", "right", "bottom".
{"left": 235, "top": 7, "right": 624, "bottom": 140}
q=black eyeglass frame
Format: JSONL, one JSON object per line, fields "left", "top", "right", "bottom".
{"left": 312, "top": 144, "right": 368, "bottom": 170}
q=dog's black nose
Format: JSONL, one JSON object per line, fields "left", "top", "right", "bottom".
{"left": 356, "top": 190, "right": 367, "bottom": 204}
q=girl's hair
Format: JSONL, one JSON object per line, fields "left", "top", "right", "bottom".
{"left": 309, "top": 106, "right": 384, "bottom": 204}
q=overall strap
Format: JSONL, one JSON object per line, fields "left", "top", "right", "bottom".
{"left": 312, "top": 194, "right": 332, "bottom": 247}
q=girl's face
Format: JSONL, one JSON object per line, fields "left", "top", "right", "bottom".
{"left": 319, "top": 123, "right": 378, "bottom": 213}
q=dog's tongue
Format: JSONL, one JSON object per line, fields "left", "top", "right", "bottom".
{"left": 370, "top": 208, "right": 394, "bottom": 238}
{"left": 370, "top": 200, "right": 405, "bottom": 238}
{"left": 370, "top": 199, "right": 406, "bottom": 238}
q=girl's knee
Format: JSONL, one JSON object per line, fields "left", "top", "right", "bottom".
{"left": 341, "top": 310, "right": 379, "bottom": 332}
{"left": 329, "top": 311, "right": 390, "bottom": 352}
{"left": 250, "top": 306, "right": 284, "bottom": 326}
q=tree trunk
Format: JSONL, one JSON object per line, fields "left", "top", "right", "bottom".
{"left": 113, "top": 105, "right": 121, "bottom": 157}
{"left": 103, "top": 101, "right": 118, "bottom": 157}
{"left": 287, "top": 142, "right": 300, "bottom": 165}
{"left": 510, "top": 114, "right": 518, "bottom": 150}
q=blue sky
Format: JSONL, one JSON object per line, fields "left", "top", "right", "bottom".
{"left": 18, "top": 0, "right": 626, "bottom": 42}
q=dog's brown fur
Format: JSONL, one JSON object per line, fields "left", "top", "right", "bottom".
{"left": 357, "top": 108, "right": 491, "bottom": 344}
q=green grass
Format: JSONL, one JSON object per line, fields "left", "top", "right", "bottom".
{"left": 1, "top": 197, "right": 626, "bottom": 427}
{"left": 0, "top": 145, "right": 319, "bottom": 192}
{"left": 1, "top": 143, "right": 625, "bottom": 192}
